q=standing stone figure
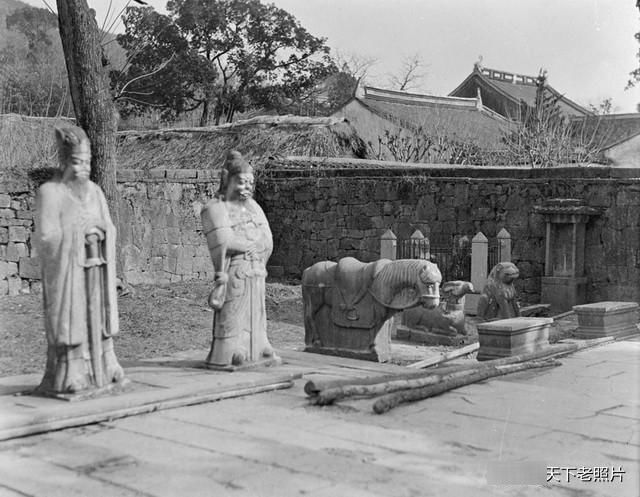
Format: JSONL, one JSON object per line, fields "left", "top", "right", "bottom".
{"left": 200, "top": 150, "right": 278, "bottom": 369}
{"left": 35, "top": 126, "right": 125, "bottom": 396}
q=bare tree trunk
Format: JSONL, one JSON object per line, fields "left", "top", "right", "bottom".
{"left": 200, "top": 100, "right": 210, "bottom": 127}
{"left": 56, "top": 0, "right": 121, "bottom": 274}
{"left": 56, "top": 0, "right": 118, "bottom": 215}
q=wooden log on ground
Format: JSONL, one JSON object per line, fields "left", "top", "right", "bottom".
{"left": 311, "top": 335, "right": 605, "bottom": 405}
{"left": 372, "top": 359, "right": 561, "bottom": 414}
{"left": 406, "top": 342, "right": 479, "bottom": 369}
{"left": 1, "top": 376, "right": 299, "bottom": 442}
{"left": 312, "top": 369, "right": 476, "bottom": 405}
{"left": 305, "top": 336, "right": 614, "bottom": 398}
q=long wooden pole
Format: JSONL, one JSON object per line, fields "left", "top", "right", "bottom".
{"left": 312, "top": 369, "right": 477, "bottom": 405}
{"left": 372, "top": 359, "right": 560, "bottom": 414}
{"left": 405, "top": 342, "right": 479, "bottom": 369}
{"left": 305, "top": 337, "right": 614, "bottom": 400}
{"left": 304, "top": 342, "right": 570, "bottom": 396}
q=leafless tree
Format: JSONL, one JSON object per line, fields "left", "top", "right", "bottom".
{"left": 388, "top": 53, "right": 428, "bottom": 92}
{"left": 502, "top": 72, "right": 612, "bottom": 166}
{"left": 333, "top": 50, "right": 377, "bottom": 91}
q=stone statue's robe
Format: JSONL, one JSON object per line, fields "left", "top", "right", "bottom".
{"left": 35, "top": 178, "right": 120, "bottom": 393}
{"left": 201, "top": 196, "right": 274, "bottom": 367}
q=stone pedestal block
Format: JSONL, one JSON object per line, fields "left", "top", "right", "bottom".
{"left": 464, "top": 293, "right": 480, "bottom": 315}
{"left": 395, "top": 323, "right": 476, "bottom": 346}
{"left": 572, "top": 301, "right": 640, "bottom": 339}
{"left": 306, "top": 317, "right": 393, "bottom": 362}
{"left": 541, "top": 276, "right": 587, "bottom": 314}
{"left": 477, "top": 317, "right": 552, "bottom": 361}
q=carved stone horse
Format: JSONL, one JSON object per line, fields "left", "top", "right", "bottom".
{"left": 301, "top": 257, "right": 442, "bottom": 362}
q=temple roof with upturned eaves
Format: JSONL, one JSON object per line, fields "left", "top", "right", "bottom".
{"left": 449, "top": 64, "right": 594, "bottom": 119}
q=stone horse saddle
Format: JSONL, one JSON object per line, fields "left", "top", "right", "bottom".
{"left": 330, "top": 257, "right": 387, "bottom": 328}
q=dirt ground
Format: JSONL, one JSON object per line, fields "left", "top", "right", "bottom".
{"left": 1, "top": 279, "right": 576, "bottom": 377}
{"left": 0, "top": 280, "right": 306, "bottom": 377}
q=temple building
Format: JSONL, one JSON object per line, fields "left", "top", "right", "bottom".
{"left": 450, "top": 63, "right": 640, "bottom": 166}
{"left": 449, "top": 63, "right": 593, "bottom": 120}
{"left": 331, "top": 86, "right": 509, "bottom": 162}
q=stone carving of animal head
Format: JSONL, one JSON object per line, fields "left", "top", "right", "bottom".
{"left": 416, "top": 261, "right": 442, "bottom": 309}
{"left": 370, "top": 259, "right": 442, "bottom": 310}
{"left": 484, "top": 262, "right": 519, "bottom": 301}
{"left": 441, "top": 280, "right": 475, "bottom": 310}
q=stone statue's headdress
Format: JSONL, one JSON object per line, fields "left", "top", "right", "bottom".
{"left": 54, "top": 126, "right": 90, "bottom": 167}
{"left": 219, "top": 150, "right": 252, "bottom": 193}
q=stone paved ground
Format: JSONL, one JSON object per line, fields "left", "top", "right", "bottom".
{"left": 0, "top": 337, "right": 638, "bottom": 497}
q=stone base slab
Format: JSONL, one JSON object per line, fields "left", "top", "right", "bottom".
{"left": 303, "top": 346, "right": 382, "bottom": 362}
{"left": 0, "top": 355, "right": 301, "bottom": 442}
{"left": 395, "top": 324, "right": 477, "bottom": 347}
{"left": 30, "top": 378, "right": 132, "bottom": 402}
{"left": 477, "top": 317, "right": 552, "bottom": 361}
{"left": 205, "top": 356, "right": 283, "bottom": 372}
{"left": 305, "top": 319, "right": 393, "bottom": 363}
{"left": 541, "top": 276, "right": 587, "bottom": 314}
{"left": 572, "top": 301, "right": 640, "bottom": 339}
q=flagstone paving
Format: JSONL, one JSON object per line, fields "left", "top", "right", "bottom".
{"left": 0, "top": 338, "right": 638, "bottom": 497}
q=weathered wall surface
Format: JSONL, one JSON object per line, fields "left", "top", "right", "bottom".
{"left": 0, "top": 181, "right": 38, "bottom": 296}
{"left": 2, "top": 161, "right": 639, "bottom": 306}
{"left": 258, "top": 161, "right": 640, "bottom": 304}
{"left": 0, "top": 170, "right": 219, "bottom": 295}
{"left": 116, "top": 169, "right": 219, "bottom": 285}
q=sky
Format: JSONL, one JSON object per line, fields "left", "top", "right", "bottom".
{"left": 24, "top": 0, "right": 640, "bottom": 113}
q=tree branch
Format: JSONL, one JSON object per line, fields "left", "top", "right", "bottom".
{"left": 114, "top": 53, "right": 175, "bottom": 100}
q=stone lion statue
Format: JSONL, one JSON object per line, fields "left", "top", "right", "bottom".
{"left": 476, "top": 262, "right": 520, "bottom": 321}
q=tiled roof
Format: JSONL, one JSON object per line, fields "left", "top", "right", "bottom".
{"left": 358, "top": 87, "right": 509, "bottom": 148}
{"left": 571, "top": 113, "right": 640, "bottom": 149}
{"left": 450, "top": 66, "right": 593, "bottom": 117}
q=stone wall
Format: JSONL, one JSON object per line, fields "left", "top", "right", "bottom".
{"left": 258, "top": 160, "right": 640, "bottom": 304}
{"left": 0, "top": 180, "right": 39, "bottom": 295}
{"left": 117, "top": 169, "right": 219, "bottom": 285}
{"left": 2, "top": 161, "right": 639, "bottom": 306}
{"left": 0, "top": 170, "right": 219, "bottom": 295}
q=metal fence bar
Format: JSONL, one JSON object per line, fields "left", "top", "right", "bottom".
{"left": 398, "top": 234, "right": 471, "bottom": 282}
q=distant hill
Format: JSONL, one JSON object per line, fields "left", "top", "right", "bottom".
{"left": 0, "top": 0, "right": 126, "bottom": 66}
{"left": 0, "top": 0, "right": 126, "bottom": 116}
{"left": 0, "top": 0, "right": 31, "bottom": 49}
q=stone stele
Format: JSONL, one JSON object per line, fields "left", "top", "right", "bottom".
{"left": 302, "top": 257, "right": 442, "bottom": 362}
{"left": 572, "top": 301, "right": 640, "bottom": 339}
{"left": 534, "top": 198, "right": 601, "bottom": 313}
{"left": 476, "top": 317, "right": 552, "bottom": 361}
{"left": 35, "top": 126, "right": 127, "bottom": 399}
